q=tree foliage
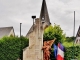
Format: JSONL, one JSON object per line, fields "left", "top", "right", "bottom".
{"left": 43, "top": 24, "right": 80, "bottom": 60}
{"left": 43, "top": 24, "right": 66, "bottom": 60}
{"left": 43, "top": 24, "right": 66, "bottom": 44}
{"left": 66, "top": 36, "right": 75, "bottom": 42}
{"left": 63, "top": 36, "right": 76, "bottom": 47}
{"left": 0, "top": 36, "right": 29, "bottom": 60}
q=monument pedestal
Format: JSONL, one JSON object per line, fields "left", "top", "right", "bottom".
{"left": 23, "top": 18, "right": 43, "bottom": 60}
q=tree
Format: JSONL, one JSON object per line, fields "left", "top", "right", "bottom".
{"left": 66, "top": 36, "right": 75, "bottom": 42}
{"left": 43, "top": 24, "right": 66, "bottom": 60}
{"left": 43, "top": 24, "right": 66, "bottom": 44}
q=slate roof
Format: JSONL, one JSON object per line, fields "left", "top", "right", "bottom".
{"left": 75, "top": 26, "right": 80, "bottom": 44}
{"left": 76, "top": 26, "right": 80, "bottom": 37}
{"left": 0, "top": 26, "right": 14, "bottom": 38}
{"left": 40, "top": 0, "right": 50, "bottom": 25}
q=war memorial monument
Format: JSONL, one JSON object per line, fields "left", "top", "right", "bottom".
{"left": 23, "top": 0, "right": 55, "bottom": 60}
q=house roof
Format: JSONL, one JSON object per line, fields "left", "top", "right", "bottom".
{"left": 0, "top": 26, "right": 14, "bottom": 38}
{"left": 76, "top": 26, "right": 80, "bottom": 37}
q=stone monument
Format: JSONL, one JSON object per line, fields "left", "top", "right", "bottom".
{"left": 23, "top": 0, "right": 52, "bottom": 60}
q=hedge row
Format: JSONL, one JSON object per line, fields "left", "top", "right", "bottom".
{"left": 50, "top": 46, "right": 80, "bottom": 60}
{"left": 64, "top": 46, "right": 80, "bottom": 60}
{"left": 0, "top": 36, "right": 29, "bottom": 60}
{"left": 0, "top": 36, "right": 80, "bottom": 60}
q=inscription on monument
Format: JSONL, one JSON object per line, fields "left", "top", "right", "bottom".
{"left": 35, "top": 45, "right": 39, "bottom": 54}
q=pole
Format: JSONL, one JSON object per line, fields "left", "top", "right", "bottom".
{"left": 20, "top": 23, "right": 22, "bottom": 60}
{"left": 20, "top": 23, "right": 22, "bottom": 37}
{"left": 73, "top": 11, "right": 75, "bottom": 59}
{"left": 73, "top": 11, "right": 75, "bottom": 37}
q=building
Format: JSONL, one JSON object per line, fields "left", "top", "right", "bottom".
{"left": 0, "top": 26, "right": 15, "bottom": 38}
{"left": 26, "top": 0, "right": 50, "bottom": 38}
{"left": 75, "top": 26, "right": 80, "bottom": 44}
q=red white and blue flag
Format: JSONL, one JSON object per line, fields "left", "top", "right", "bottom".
{"left": 53, "top": 44, "right": 58, "bottom": 58}
{"left": 57, "top": 43, "right": 64, "bottom": 60}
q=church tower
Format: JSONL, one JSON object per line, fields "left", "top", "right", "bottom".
{"left": 23, "top": 0, "right": 51, "bottom": 60}
{"left": 26, "top": 0, "right": 50, "bottom": 37}
{"left": 40, "top": 0, "right": 50, "bottom": 25}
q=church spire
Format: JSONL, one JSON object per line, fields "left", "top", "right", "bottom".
{"left": 26, "top": 0, "right": 51, "bottom": 37}
{"left": 40, "top": 0, "right": 51, "bottom": 25}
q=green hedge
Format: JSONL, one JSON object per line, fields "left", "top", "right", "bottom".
{"left": 64, "top": 46, "right": 80, "bottom": 60}
{"left": 0, "top": 36, "right": 80, "bottom": 60}
{"left": 0, "top": 36, "right": 29, "bottom": 60}
{"left": 50, "top": 46, "right": 80, "bottom": 60}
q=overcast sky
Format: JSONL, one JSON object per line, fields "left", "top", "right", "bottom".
{"left": 0, "top": 0, "right": 80, "bottom": 37}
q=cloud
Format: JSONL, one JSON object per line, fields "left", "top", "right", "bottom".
{"left": 0, "top": 0, "right": 80, "bottom": 37}
{"left": 46, "top": 0, "right": 80, "bottom": 36}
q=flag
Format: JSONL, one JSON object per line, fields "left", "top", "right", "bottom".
{"left": 57, "top": 43, "right": 64, "bottom": 60}
{"left": 53, "top": 44, "right": 58, "bottom": 58}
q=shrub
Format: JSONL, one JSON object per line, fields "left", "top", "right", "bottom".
{"left": 0, "top": 36, "right": 29, "bottom": 60}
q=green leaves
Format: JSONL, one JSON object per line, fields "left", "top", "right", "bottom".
{"left": 43, "top": 24, "right": 80, "bottom": 60}
{"left": 0, "top": 36, "right": 29, "bottom": 60}
{"left": 43, "top": 24, "right": 66, "bottom": 44}
{"left": 64, "top": 46, "right": 80, "bottom": 60}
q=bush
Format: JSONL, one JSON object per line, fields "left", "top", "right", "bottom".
{"left": 50, "top": 46, "right": 80, "bottom": 60}
{"left": 43, "top": 24, "right": 66, "bottom": 44}
{"left": 0, "top": 36, "right": 29, "bottom": 60}
{"left": 64, "top": 46, "right": 80, "bottom": 60}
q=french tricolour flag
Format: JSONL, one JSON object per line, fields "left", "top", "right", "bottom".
{"left": 57, "top": 43, "right": 64, "bottom": 60}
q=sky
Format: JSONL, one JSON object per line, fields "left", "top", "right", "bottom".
{"left": 0, "top": 0, "right": 80, "bottom": 37}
